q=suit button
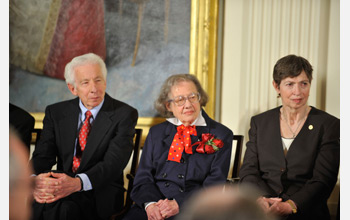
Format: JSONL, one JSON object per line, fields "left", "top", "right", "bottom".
{"left": 162, "top": 173, "right": 167, "bottom": 178}
{"left": 177, "top": 174, "right": 184, "bottom": 179}
{"left": 179, "top": 187, "right": 184, "bottom": 193}
{"left": 180, "top": 158, "right": 186, "bottom": 163}
{"left": 164, "top": 182, "right": 169, "bottom": 187}
{"left": 278, "top": 189, "right": 283, "bottom": 194}
{"left": 280, "top": 168, "right": 285, "bottom": 172}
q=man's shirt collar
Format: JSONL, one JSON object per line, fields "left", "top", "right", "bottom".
{"left": 79, "top": 99, "right": 104, "bottom": 121}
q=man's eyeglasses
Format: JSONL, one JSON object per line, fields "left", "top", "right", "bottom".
{"left": 168, "top": 93, "right": 201, "bottom": 106}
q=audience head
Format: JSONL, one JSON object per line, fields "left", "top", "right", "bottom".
{"left": 65, "top": 53, "right": 107, "bottom": 109}
{"left": 176, "top": 183, "right": 276, "bottom": 220}
{"left": 273, "top": 54, "right": 313, "bottom": 87}
{"left": 154, "top": 74, "right": 208, "bottom": 123}
{"left": 9, "top": 126, "right": 33, "bottom": 220}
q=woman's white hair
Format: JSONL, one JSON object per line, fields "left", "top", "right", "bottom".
{"left": 64, "top": 53, "right": 107, "bottom": 87}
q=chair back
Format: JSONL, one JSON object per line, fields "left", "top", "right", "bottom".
{"left": 30, "top": 128, "right": 42, "bottom": 159}
{"left": 228, "top": 135, "right": 244, "bottom": 182}
{"left": 125, "top": 128, "right": 142, "bottom": 209}
{"left": 31, "top": 128, "right": 42, "bottom": 146}
{"left": 231, "top": 135, "right": 244, "bottom": 178}
{"left": 110, "top": 128, "right": 142, "bottom": 220}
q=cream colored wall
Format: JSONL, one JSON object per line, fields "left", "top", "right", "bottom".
{"left": 221, "top": 0, "right": 339, "bottom": 136}
{"left": 220, "top": 0, "right": 339, "bottom": 218}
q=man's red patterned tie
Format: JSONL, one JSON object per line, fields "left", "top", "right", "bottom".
{"left": 167, "top": 125, "right": 197, "bottom": 163}
{"left": 72, "top": 111, "right": 93, "bottom": 173}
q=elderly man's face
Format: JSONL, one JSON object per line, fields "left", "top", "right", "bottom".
{"left": 68, "top": 63, "right": 106, "bottom": 109}
{"left": 166, "top": 81, "right": 201, "bottom": 126}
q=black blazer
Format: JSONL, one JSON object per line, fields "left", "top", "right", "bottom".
{"left": 9, "top": 103, "right": 35, "bottom": 150}
{"left": 32, "top": 93, "right": 138, "bottom": 218}
{"left": 131, "top": 110, "right": 234, "bottom": 210}
{"left": 239, "top": 106, "right": 339, "bottom": 220}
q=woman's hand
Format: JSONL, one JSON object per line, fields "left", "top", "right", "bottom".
{"left": 268, "top": 200, "right": 293, "bottom": 216}
{"left": 146, "top": 203, "right": 164, "bottom": 220}
{"left": 257, "top": 197, "right": 271, "bottom": 212}
{"left": 156, "top": 199, "right": 179, "bottom": 219}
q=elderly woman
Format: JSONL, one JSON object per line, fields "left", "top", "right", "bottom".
{"left": 123, "top": 74, "right": 233, "bottom": 220}
{"left": 239, "top": 55, "right": 340, "bottom": 220}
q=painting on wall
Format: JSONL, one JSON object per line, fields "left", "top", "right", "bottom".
{"left": 9, "top": 0, "right": 191, "bottom": 117}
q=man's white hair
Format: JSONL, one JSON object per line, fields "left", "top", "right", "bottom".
{"left": 64, "top": 53, "right": 107, "bottom": 87}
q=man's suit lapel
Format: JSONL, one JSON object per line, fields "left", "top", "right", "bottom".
{"left": 79, "top": 95, "right": 114, "bottom": 171}
{"left": 59, "top": 98, "right": 80, "bottom": 172}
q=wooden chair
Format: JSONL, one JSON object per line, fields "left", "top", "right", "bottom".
{"left": 110, "top": 128, "right": 143, "bottom": 220}
{"left": 31, "top": 128, "right": 42, "bottom": 146}
{"left": 227, "top": 135, "right": 244, "bottom": 184}
{"left": 30, "top": 128, "right": 42, "bottom": 159}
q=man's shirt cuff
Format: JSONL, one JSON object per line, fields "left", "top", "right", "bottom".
{"left": 76, "top": 173, "right": 92, "bottom": 191}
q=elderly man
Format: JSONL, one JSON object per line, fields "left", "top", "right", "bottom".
{"left": 31, "top": 53, "right": 138, "bottom": 220}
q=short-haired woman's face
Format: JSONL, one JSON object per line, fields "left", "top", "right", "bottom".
{"left": 166, "top": 81, "right": 201, "bottom": 126}
{"left": 273, "top": 71, "right": 311, "bottom": 109}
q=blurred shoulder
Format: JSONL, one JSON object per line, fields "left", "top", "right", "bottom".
{"left": 149, "top": 121, "right": 171, "bottom": 133}
{"left": 106, "top": 94, "right": 137, "bottom": 113}
{"left": 202, "top": 111, "right": 233, "bottom": 137}
{"left": 209, "top": 118, "right": 233, "bottom": 136}
{"left": 45, "top": 97, "right": 78, "bottom": 111}
{"left": 309, "top": 106, "right": 339, "bottom": 124}
{"left": 309, "top": 106, "right": 339, "bottom": 119}
{"left": 250, "top": 106, "right": 281, "bottom": 123}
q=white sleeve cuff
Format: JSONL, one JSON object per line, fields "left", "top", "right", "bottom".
{"left": 144, "top": 202, "right": 157, "bottom": 211}
{"left": 76, "top": 173, "right": 92, "bottom": 191}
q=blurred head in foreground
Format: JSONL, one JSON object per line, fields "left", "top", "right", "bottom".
{"left": 176, "top": 183, "right": 276, "bottom": 220}
{"left": 9, "top": 126, "right": 33, "bottom": 220}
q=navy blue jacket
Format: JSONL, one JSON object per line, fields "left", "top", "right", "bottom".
{"left": 131, "top": 110, "right": 233, "bottom": 209}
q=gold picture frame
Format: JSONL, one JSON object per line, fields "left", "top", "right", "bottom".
{"left": 31, "top": 0, "right": 219, "bottom": 146}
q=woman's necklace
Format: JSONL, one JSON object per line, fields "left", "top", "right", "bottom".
{"left": 281, "top": 107, "right": 308, "bottom": 138}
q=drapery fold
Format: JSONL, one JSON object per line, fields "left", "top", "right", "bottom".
{"left": 10, "top": 0, "right": 106, "bottom": 80}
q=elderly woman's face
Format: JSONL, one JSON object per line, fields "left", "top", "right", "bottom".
{"left": 166, "top": 81, "right": 201, "bottom": 126}
{"left": 273, "top": 71, "right": 311, "bottom": 110}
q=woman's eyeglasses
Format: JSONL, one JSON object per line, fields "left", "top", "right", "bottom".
{"left": 168, "top": 93, "right": 201, "bottom": 106}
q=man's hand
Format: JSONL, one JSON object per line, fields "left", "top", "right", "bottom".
{"left": 46, "top": 172, "right": 81, "bottom": 202}
{"left": 156, "top": 199, "right": 179, "bottom": 219}
{"left": 33, "top": 172, "right": 55, "bottom": 203}
{"left": 33, "top": 172, "right": 81, "bottom": 204}
{"left": 145, "top": 203, "right": 164, "bottom": 220}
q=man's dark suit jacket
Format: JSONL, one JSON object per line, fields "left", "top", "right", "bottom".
{"left": 239, "top": 106, "right": 339, "bottom": 220}
{"left": 32, "top": 93, "right": 138, "bottom": 219}
{"left": 126, "top": 110, "right": 233, "bottom": 220}
{"left": 10, "top": 103, "right": 35, "bottom": 151}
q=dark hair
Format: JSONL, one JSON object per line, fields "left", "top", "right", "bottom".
{"left": 154, "top": 74, "right": 208, "bottom": 118}
{"left": 273, "top": 54, "right": 313, "bottom": 86}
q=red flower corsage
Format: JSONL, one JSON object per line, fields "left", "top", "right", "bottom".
{"left": 191, "top": 133, "right": 224, "bottom": 154}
